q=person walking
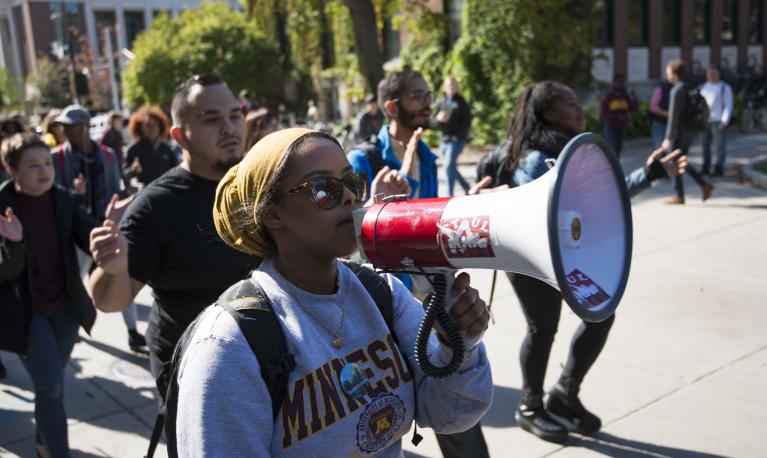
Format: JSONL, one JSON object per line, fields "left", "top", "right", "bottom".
{"left": 124, "top": 106, "right": 179, "bottom": 189}
{"left": 354, "top": 93, "right": 385, "bottom": 142}
{"left": 699, "top": 66, "right": 733, "bottom": 177}
{"left": 661, "top": 59, "right": 714, "bottom": 205}
{"left": 470, "top": 81, "right": 687, "bottom": 444}
{"left": 0, "top": 133, "right": 100, "bottom": 458}
{"left": 599, "top": 74, "right": 638, "bottom": 157}
{"left": 435, "top": 76, "right": 472, "bottom": 196}
{"left": 649, "top": 79, "right": 672, "bottom": 148}
{"left": 52, "top": 105, "right": 147, "bottom": 352}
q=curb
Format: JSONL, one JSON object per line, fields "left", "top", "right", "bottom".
{"left": 742, "top": 154, "right": 767, "bottom": 189}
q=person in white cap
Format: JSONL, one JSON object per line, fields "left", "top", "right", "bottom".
{"left": 52, "top": 105, "right": 147, "bottom": 352}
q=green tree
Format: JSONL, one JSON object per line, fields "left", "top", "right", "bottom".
{"left": 0, "top": 68, "right": 25, "bottom": 112}
{"left": 124, "top": 2, "right": 284, "bottom": 109}
{"left": 26, "top": 56, "right": 71, "bottom": 109}
{"left": 403, "top": 0, "right": 593, "bottom": 144}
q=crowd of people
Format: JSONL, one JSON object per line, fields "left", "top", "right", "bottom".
{"left": 0, "top": 54, "right": 751, "bottom": 457}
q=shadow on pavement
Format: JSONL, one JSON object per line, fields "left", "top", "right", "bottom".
{"left": 476, "top": 385, "right": 521, "bottom": 428}
{"left": 565, "top": 431, "right": 729, "bottom": 458}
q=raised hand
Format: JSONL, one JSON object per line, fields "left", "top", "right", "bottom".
{"left": 369, "top": 166, "right": 410, "bottom": 200}
{"left": 646, "top": 147, "right": 687, "bottom": 177}
{"left": 131, "top": 156, "right": 143, "bottom": 175}
{"left": 90, "top": 219, "right": 128, "bottom": 274}
{"left": 104, "top": 193, "right": 135, "bottom": 225}
{"left": 0, "top": 207, "right": 23, "bottom": 242}
{"left": 401, "top": 127, "right": 423, "bottom": 177}
{"left": 74, "top": 173, "right": 87, "bottom": 195}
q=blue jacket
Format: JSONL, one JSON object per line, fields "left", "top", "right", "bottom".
{"left": 515, "top": 149, "right": 650, "bottom": 198}
{"left": 347, "top": 125, "right": 439, "bottom": 199}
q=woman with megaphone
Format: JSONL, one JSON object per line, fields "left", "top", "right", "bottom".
{"left": 171, "top": 128, "right": 493, "bottom": 457}
{"left": 470, "top": 81, "right": 686, "bottom": 444}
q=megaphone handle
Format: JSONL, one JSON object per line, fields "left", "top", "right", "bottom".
{"left": 414, "top": 270, "right": 465, "bottom": 378}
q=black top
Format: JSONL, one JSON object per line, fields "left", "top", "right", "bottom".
{"left": 435, "top": 94, "right": 472, "bottom": 141}
{"left": 124, "top": 139, "right": 180, "bottom": 187}
{"left": 15, "top": 190, "right": 68, "bottom": 312}
{"left": 120, "top": 166, "right": 260, "bottom": 364}
{"left": 0, "top": 182, "right": 97, "bottom": 354}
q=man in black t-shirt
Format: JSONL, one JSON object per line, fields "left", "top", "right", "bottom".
{"left": 88, "top": 75, "right": 260, "bottom": 378}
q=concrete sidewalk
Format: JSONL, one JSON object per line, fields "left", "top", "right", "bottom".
{"left": 2, "top": 133, "right": 766, "bottom": 457}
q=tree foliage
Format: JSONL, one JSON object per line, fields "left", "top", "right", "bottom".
{"left": 0, "top": 68, "right": 25, "bottom": 112}
{"left": 26, "top": 56, "right": 71, "bottom": 109}
{"left": 403, "top": 0, "right": 593, "bottom": 144}
{"left": 124, "top": 2, "right": 284, "bottom": 109}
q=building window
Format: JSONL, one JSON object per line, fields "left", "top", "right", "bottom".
{"left": 94, "top": 11, "right": 116, "bottom": 58}
{"left": 124, "top": 11, "right": 145, "bottom": 49}
{"left": 663, "top": 0, "right": 681, "bottom": 45}
{"left": 722, "top": 0, "right": 738, "bottom": 44}
{"left": 444, "top": 0, "right": 463, "bottom": 47}
{"left": 592, "top": 0, "right": 613, "bottom": 47}
{"left": 749, "top": 0, "right": 764, "bottom": 44}
{"left": 50, "top": 2, "right": 85, "bottom": 57}
{"left": 693, "top": 0, "right": 711, "bottom": 44}
{"left": 628, "top": 0, "right": 648, "bottom": 46}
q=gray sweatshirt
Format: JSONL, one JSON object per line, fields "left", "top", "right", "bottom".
{"left": 176, "top": 258, "right": 493, "bottom": 457}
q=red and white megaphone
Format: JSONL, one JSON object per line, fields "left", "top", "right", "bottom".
{"left": 353, "top": 133, "right": 633, "bottom": 324}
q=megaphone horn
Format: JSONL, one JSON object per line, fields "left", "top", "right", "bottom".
{"left": 353, "top": 133, "right": 633, "bottom": 324}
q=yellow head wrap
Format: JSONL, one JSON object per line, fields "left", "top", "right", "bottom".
{"left": 214, "top": 127, "right": 314, "bottom": 257}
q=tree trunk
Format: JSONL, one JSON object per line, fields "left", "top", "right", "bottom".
{"left": 343, "top": 0, "right": 384, "bottom": 92}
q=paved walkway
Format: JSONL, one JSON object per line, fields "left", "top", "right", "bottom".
{"left": 2, "top": 133, "right": 766, "bottom": 457}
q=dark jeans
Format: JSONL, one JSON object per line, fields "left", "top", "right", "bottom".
{"left": 508, "top": 273, "right": 615, "bottom": 394}
{"left": 20, "top": 306, "right": 80, "bottom": 458}
{"left": 602, "top": 123, "right": 625, "bottom": 157}
{"left": 672, "top": 135, "right": 708, "bottom": 199}
{"left": 436, "top": 422, "right": 489, "bottom": 458}
{"left": 651, "top": 120, "right": 667, "bottom": 149}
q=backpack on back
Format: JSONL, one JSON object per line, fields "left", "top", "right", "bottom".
{"left": 680, "top": 84, "right": 710, "bottom": 133}
{"left": 146, "top": 261, "right": 402, "bottom": 458}
{"left": 352, "top": 138, "right": 386, "bottom": 179}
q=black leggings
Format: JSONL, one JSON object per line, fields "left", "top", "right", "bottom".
{"left": 509, "top": 273, "right": 615, "bottom": 394}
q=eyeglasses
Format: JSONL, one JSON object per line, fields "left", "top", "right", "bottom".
{"left": 283, "top": 172, "right": 367, "bottom": 209}
{"left": 393, "top": 90, "right": 433, "bottom": 105}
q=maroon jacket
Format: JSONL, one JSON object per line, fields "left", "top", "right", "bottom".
{"left": 600, "top": 88, "right": 638, "bottom": 129}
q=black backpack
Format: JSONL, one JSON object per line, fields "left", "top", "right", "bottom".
{"left": 680, "top": 84, "right": 710, "bottom": 133}
{"left": 352, "top": 137, "right": 387, "bottom": 179}
{"left": 146, "top": 262, "right": 408, "bottom": 458}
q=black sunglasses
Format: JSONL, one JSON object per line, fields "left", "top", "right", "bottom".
{"left": 283, "top": 172, "right": 368, "bottom": 209}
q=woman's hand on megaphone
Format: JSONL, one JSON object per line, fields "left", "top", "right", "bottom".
{"left": 428, "top": 272, "right": 490, "bottom": 348}
{"left": 370, "top": 165, "right": 411, "bottom": 199}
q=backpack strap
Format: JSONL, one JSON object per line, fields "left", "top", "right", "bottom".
{"left": 353, "top": 139, "right": 386, "bottom": 180}
{"left": 216, "top": 278, "right": 296, "bottom": 419}
{"left": 57, "top": 144, "right": 65, "bottom": 173}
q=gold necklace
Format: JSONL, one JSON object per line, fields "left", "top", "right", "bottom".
{"left": 289, "top": 285, "right": 346, "bottom": 349}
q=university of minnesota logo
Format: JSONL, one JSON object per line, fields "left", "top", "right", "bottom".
{"left": 356, "top": 393, "right": 405, "bottom": 453}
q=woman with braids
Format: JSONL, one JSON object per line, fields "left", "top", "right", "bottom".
{"left": 470, "top": 81, "right": 686, "bottom": 443}
{"left": 172, "top": 128, "right": 492, "bottom": 457}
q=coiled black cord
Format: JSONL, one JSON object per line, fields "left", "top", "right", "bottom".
{"left": 414, "top": 273, "right": 465, "bottom": 378}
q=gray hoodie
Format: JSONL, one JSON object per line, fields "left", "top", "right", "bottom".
{"left": 176, "top": 258, "right": 492, "bottom": 457}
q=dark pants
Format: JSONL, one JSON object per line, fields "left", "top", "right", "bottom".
{"left": 602, "top": 123, "right": 625, "bottom": 157}
{"left": 702, "top": 121, "right": 727, "bottom": 172}
{"left": 509, "top": 273, "right": 615, "bottom": 394}
{"left": 436, "top": 422, "right": 489, "bottom": 458}
{"left": 20, "top": 306, "right": 80, "bottom": 458}
{"left": 672, "top": 135, "right": 708, "bottom": 199}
